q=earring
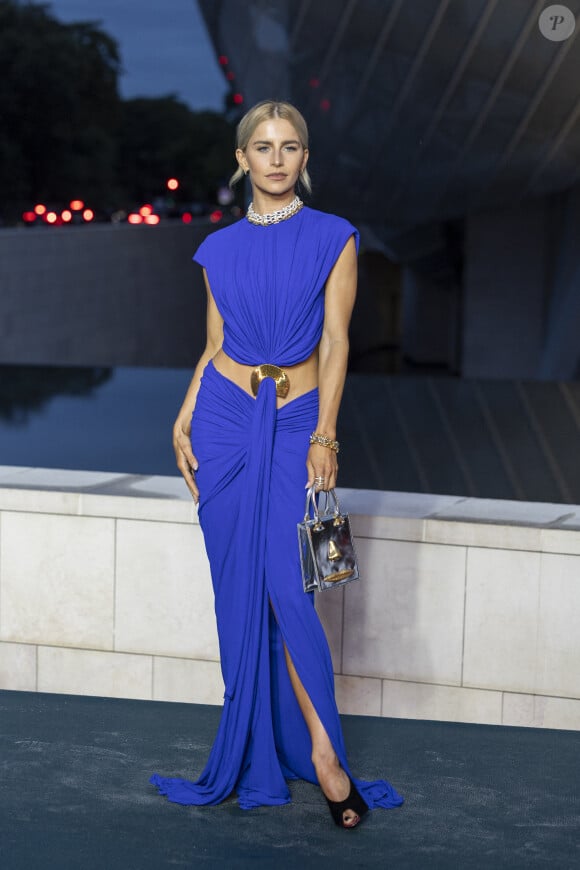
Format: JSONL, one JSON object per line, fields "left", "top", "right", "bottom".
{"left": 244, "top": 168, "right": 249, "bottom": 176}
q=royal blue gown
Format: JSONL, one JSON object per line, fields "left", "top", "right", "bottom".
{"left": 150, "top": 206, "right": 403, "bottom": 811}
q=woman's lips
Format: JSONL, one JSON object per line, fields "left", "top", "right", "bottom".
{"left": 267, "top": 174, "right": 287, "bottom": 180}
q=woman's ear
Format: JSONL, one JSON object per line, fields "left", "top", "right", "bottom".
{"left": 235, "top": 148, "right": 248, "bottom": 174}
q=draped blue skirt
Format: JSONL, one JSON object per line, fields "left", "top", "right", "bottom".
{"left": 150, "top": 361, "right": 403, "bottom": 811}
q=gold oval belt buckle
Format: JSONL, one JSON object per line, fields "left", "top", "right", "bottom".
{"left": 250, "top": 363, "right": 290, "bottom": 398}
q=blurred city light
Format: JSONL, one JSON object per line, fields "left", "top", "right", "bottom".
{"left": 217, "top": 186, "right": 234, "bottom": 206}
{"left": 46, "top": 212, "right": 58, "bottom": 224}
{"left": 210, "top": 209, "right": 223, "bottom": 223}
{"left": 218, "top": 55, "right": 228, "bottom": 65}
{"left": 70, "top": 200, "right": 84, "bottom": 211}
{"left": 166, "top": 178, "right": 179, "bottom": 191}
{"left": 144, "top": 214, "right": 160, "bottom": 225}
{"left": 320, "top": 98, "right": 331, "bottom": 111}
{"left": 22, "top": 211, "right": 36, "bottom": 223}
{"left": 181, "top": 212, "right": 193, "bottom": 224}
{"left": 82, "top": 209, "right": 94, "bottom": 222}
{"left": 61, "top": 210, "right": 72, "bottom": 223}
{"left": 128, "top": 213, "right": 142, "bottom": 224}
{"left": 34, "top": 204, "right": 46, "bottom": 216}
{"left": 233, "top": 93, "right": 243, "bottom": 105}
{"left": 139, "top": 205, "right": 153, "bottom": 216}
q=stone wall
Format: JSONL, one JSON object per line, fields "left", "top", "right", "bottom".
{"left": 1, "top": 465, "right": 580, "bottom": 730}
{"left": 0, "top": 222, "right": 210, "bottom": 367}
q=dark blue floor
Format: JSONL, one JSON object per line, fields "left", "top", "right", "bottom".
{"left": 1, "top": 691, "right": 579, "bottom": 869}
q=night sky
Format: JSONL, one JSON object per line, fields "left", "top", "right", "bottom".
{"left": 48, "top": 0, "right": 228, "bottom": 111}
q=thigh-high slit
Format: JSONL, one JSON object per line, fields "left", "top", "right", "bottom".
{"left": 150, "top": 360, "right": 403, "bottom": 811}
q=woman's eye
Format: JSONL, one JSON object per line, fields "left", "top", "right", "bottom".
{"left": 285, "top": 146, "right": 298, "bottom": 152}
{"left": 257, "top": 146, "right": 269, "bottom": 152}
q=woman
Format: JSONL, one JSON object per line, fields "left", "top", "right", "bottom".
{"left": 150, "top": 100, "right": 402, "bottom": 828}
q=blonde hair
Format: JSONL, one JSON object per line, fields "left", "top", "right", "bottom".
{"left": 229, "top": 100, "right": 312, "bottom": 195}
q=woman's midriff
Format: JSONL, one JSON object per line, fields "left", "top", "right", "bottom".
{"left": 212, "top": 348, "right": 319, "bottom": 408}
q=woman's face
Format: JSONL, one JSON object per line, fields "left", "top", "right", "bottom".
{"left": 237, "top": 117, "right": 308, "bottom": 200}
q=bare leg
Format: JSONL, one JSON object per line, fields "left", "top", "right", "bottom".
{"left": 283, "top": 644, "right": 360, "bottom": 827}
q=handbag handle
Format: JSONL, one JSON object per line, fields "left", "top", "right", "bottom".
{"left": 303, "top": 485, "right": 342, "bottom": 522}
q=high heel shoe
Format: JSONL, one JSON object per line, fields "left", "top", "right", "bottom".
{"left": 324, "top": 777, "right": 369, "bottom": 829}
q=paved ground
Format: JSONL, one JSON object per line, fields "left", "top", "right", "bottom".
{"left": 1, "top": 691, "right": 579, "bottom": 869}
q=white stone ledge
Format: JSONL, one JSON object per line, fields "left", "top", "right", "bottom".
{"left": 0, "top": 467, "right": 198, "bottom": 523}
{"left": 3, "top": 467, "right": 580, "bottom": 545}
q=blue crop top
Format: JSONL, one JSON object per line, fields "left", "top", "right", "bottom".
{"left": 193, "top": 206, "right": 359, "bottom": 367}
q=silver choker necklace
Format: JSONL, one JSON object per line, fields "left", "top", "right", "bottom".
{"left": 246, "top": 195, "right": 304, "bottom": 226}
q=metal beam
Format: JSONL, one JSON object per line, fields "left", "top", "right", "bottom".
{"left": 523, "top": 94, "right": 580, "bottom": 198}
{"left": 428, "top": 0, "right": 546, "bottom": 215}
{"left": 289, "top": 0, "right": 314, "bottom": 49}
{"left": 472, "top": 383, "right": 526, "bottom": 500}
{"left": 384, "top": 0, "right": 500, "bottom": 213}
{"left": 361, "top": 0, "right": 453, "bottom": 199}
{"left": 307, "top": 0, "right": 360, "bottom": 101}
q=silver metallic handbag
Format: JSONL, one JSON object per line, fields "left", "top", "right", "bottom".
{"left": 298, "top": 486, "right": 360, "bottom": 593}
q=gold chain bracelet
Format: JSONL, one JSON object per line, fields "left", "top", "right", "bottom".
{"left": 309, "top": 432, "right": 340, "bottom": 453}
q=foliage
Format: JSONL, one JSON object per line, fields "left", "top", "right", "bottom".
{"left": 0, "top": 1, "right": 235, "bottom": 219}
{"left": 118, "top": 98, "right": 235, "bottom": 205}
{"left": 0, "top": 1, "right": 122, "bottom": 211}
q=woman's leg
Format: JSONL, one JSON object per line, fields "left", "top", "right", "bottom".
{"left": 268, "top": 391, "right": 402, "bottom": 818}
{"left": 283, "top": 644, "right": 360, "bottom": 827}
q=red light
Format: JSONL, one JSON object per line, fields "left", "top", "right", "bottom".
{"left": 61, "top": 210, "right": 72, "bottom": 222}
{"left": 22, "top": 211, "right": 36, "bottom": 223}
{"left": 218, "top": 55, "right": 228, "bottom": 66}
{"left": 46, "top": 211, "right": 58, "bottom": 224}
{"left": 145, "top": 214, "right": 160, "bottom": 225}
{"left": 233, "top": 93, "right": 243, "bottom": 105}
{"left": 70, "top": 200, "right": 84, "bottom": 211}
{"left": 166, "top": 178, "right": 179, "bottom": 191}
{"left": 139, "top": 204, "right": 153, "bottom": 216}
{"left": 226, "top": 71, "right": 235, "bottom": 81}
{"left": 210, "top": 209, "right": 223, "bottom": 224}
{"left": 83, "top": 209, "right": 94, "bottom": 222}
{"left": 309, "top": 77, "right": 320, "bottom": 88}
{"left": 128, "top": 213, "right": 143, "bottom": 224}
{"left": 34, "top": 204, "right": 46, "bottom": 216}
{"left": 181, "top": 212, "right": 193, "bottom": 224}
{"left": 320, "top": 98, "right": 331, "bottom": 111}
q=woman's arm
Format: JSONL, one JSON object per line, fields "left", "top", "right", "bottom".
{"left": 173, "top": 270, "right": 224, "bottom": 502}
{"left": 306, "top": 235, "right": 358, "bottom": 491}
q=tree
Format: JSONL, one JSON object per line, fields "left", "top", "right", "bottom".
{"left": 0, "top": 1, "right": 122, "bottom": 215}
{"left": 118, "top": 97, "right": 235, "bottom": 205}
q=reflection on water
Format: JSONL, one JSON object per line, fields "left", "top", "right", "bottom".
{"left": 3, "top": 364, "right": 580, "bottom": 503}
{"left": 0, "top": 364, "right": 193, "bottom": 476}
{"left": 0, "top": 365, "right": 112, "bottom": 422}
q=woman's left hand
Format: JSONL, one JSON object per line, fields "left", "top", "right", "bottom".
{"left": 306, "top": 443, "right": 338, "bottom": 492}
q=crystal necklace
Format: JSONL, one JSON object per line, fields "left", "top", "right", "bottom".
{"left": 246, "top": 195, "right": 304, "bottom": 226}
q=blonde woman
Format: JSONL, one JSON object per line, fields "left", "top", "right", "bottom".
{"left": 150, "top": 101, "right": 402, "bottom": 828}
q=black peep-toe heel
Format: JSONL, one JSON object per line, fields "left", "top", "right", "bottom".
{"left": 324, "top": 777, "right": 369, "bottom": 829}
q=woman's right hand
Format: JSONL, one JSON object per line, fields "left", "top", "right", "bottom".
{"left": 173, "top": 417, "right": 199, "bottom": 503}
